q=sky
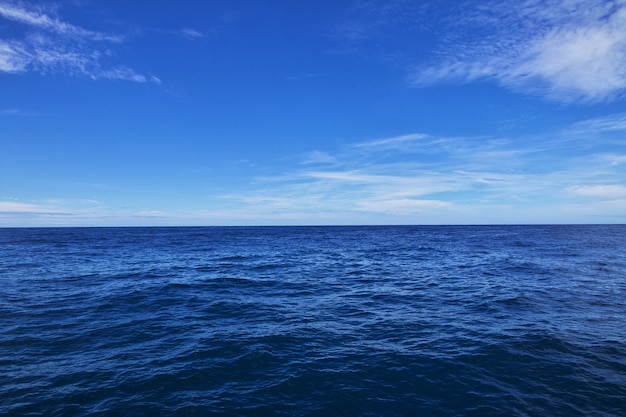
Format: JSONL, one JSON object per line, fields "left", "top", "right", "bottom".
{"left": 1, "top": 0, "right": 625, "bottom": 226}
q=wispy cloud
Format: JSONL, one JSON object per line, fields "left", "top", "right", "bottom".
{"left": 567, "top": 112, "right": 626, "bottom": 134}
{"left": 600, "top": 154, "right": 626, "bottom": 166}
{"left": 180, "top": 28, "right": 205, "bottom": 39}
{"left": 0, "top": 39, "right": 28, "bottom": 72}
{"left": 0, "top": 1, "right": 121, "bottom": 41}
{"left": 4, "top": 108, "right": 625, "bottom": 226}
{"left": 353, "top": 133, "right": 428, "bottom": 149}
{"left": 99, "top": 67, "right": 161, "bottom": 84}
{"left": 0, "top": 201, "right": 48, "bottom": 213}
{"left": 567, "top": 184, "right": 626, "bottom": 199}
{"left": 409, "top": 0, "right": 626, "bottom": 103}
{"left": 0, "top": 0, "right": 156, "bottom": 82}
{"left": 300, "top": 150, "right": 337, "bottom": 165}
{"left": 218, "top": 113, "right": 626, "bottom": 223}
{"left": 332, "top": 0, "right": 626, "bottom": 103}
{"left": 0, "top": 199, "right": 182, "bottom": 226}
{"left": 0, "top": 107, "right": 30, "bottom": 116}
{"left": 6, "top": 112, "right": 620, "bottom": 225}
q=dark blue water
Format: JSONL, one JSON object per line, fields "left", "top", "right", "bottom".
{"left": 1, "top": 225, "right": 625, "bottom": 416}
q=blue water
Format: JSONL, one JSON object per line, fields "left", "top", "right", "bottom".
{"left": 1, "top": 225, "right": 625, "bottom": 416}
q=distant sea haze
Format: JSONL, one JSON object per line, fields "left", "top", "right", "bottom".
{"left": 1, "top": 225, "right": 625, "bottom": 416}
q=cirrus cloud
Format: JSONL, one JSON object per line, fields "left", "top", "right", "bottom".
{"left": 0, "top": 0, "right": 157, "bottom": 82}
{"left": 409, "top": 0, "right": 626, "bottom": 103}
{"left": 567, "top": 184, "right": 626, "bottom": 199}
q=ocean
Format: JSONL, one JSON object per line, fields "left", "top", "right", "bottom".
{"left": 1, "top": 225, "right": 625, "bottom": 416}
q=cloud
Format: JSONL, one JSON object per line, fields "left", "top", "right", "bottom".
{"left": 567, "top": 184, "right": 626, "bottom": 199}
{"left": 0, "top": 107, "right": 30, "bottom": 115}
{"left": 180, "top": 28, "right": 204, "bottom": 39}
{"left": 600, "top": 154, "right": 626, "bottom": 166}
{"left": 0, "top": 39, "right": 28, "bottom": 72}
{"left": 0, "top": 0, "right": 156, "bottom": 82}
{"left": 218, "top": 113, "right": 626, "bottom": 223}
{"left": 0, "top": 201, "right": 47, "bottom": 213}
{"left": 4, "top": 111, "right": 626, "bottom": 225}
{"left": 567, "top": 112, "right": 626, "bottom": 134}
{"left": 99, "top": 67, "right": 161, "bottom": 84}
{"left": 0, "top": 1, "right": 121, "bottom": 41}
{"left": 304, "top": 170, "right": 398, "bottom": 184}
{"left": 409, "top": 0, "right": 626, "bottom": 103}
{"left": 300, "top": 150, "right": 337, "bottom": 165}
{"left": 353, "top": 133, "right": 428, "bottom": 150}
{"left": 331, "top": 0, "right": 626, "bottom": 103}
{"left": 0, "top": 199, "right": 188, "bottom": 226}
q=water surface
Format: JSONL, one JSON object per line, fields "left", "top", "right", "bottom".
{"left": 1, "top": 225, "right": 625, "bottom": 416}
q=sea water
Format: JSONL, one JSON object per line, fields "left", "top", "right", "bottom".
{"left": 1, "top": 225, "right": 625, "bottom": 416}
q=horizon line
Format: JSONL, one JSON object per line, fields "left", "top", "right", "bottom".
{"left": 1, "top": 223, "right": 624, "bottom": 229}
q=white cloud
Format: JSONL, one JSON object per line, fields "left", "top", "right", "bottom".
{"left": 1, "top": 108, "right": 19, "bottom": 114}
{"left": 410, "top": 0, "right": 626, "bottom": 103}
{"left": 219, "top": 116, "right": 626, "bottom": 223}
{"left": 0, "top": 39, "right": 28, "bottom": 72}
{"left": 353, "top": 133, "right": 428, "bottom": 149}
{"left": 0, "top": 201, "right": 46, "bottom": 212}
{"left": 180, "top": 28, "right": 204, "bottom": 39}
{"left": 0, "top": 1, "right": 121, "bottom": 41}
{"left": 304, "top": 170, "right": 395, "bottom": 183}
{"left": 567, "top": 184, "right": 626, "bottom": 198}
{"left": 0, "top": 199, "right": 189, "bottom": 226}
{"left": 0, "top": 1, "right": 156, "bottom": 82}
{"left": 0, "top": 107, "right": 33, "bottom": 116}
{"left": 568, "top": 113, "right": 626, "bottom": 134}
{"left": 300, "top": 150, "right": 337, "bottom": 165}
{"left": 99, "top": 67, "right": 161, "bottom": 84}
{"left": 601, "top": 154, "right": 626, "bottom": 166}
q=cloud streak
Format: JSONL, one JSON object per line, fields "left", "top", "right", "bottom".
{"left": 0, "top": 2, "right": 121, "bottom": 41}
{"left": 218, "top": 113, "right": 626, "bottom": 223}
{"left": 568, "top": 184, "right": 626, "bottom": 199}
{"left": 6, "top": 112, "right": 623, "bottom": 225}
{"left": 0, "top": 0, "right": 156, "bottom": 82}
{"left": 0, "top": 201, "right": 49, "bottom": 213}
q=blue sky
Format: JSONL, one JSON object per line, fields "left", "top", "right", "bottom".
{"left": 1, "top": 0, "right": 625, "bottom": 226}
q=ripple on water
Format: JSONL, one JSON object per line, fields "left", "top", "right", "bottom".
{"left": 1, "top": 225, "right": 625, "bottom": 416}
